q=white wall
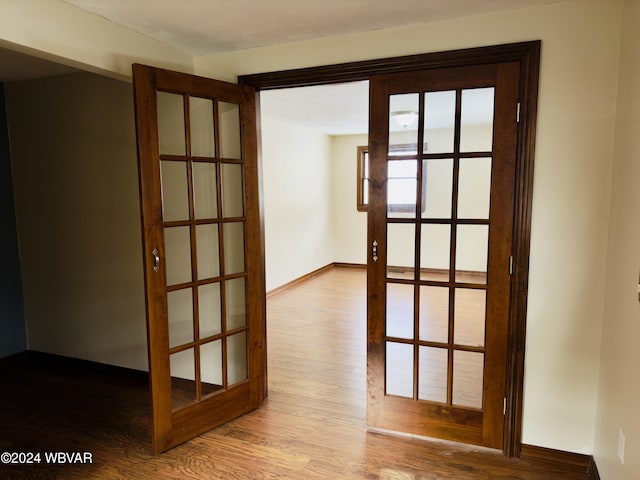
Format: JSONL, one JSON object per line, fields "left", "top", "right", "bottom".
{"left": 6, "top": 72, "right": 148, "bottom": 370}
{"left": 593, "top": 0, "right": 640, "bottom": 478}
{"left": 331, "top": 134, "right": 368, "bottom": 264}
{"left": 198, "top": 0, "right": 624, "bottom": 454}
{"left": 261, "top": 115, "right": 334, "bottom": 291}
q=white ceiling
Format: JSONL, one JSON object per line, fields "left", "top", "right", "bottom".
{"left": 63, "top": 0, "right": 562, "bottom": 56}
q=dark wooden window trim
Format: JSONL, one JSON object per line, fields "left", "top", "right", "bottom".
{"left": 357, "top": 145, "right": 368, "bottom": 212}
{"left": 239, "top": 40, "right": 540, "bottom": 458}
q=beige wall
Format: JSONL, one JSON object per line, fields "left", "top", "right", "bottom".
{"left": 261, "top": 116, "right": 334, "bottom": 291}
{"left": 593, "top": 0, "right": 640, "bottom": 478}
{"left": 6, "top": 72, "right": 148, "bottom": 370}
{"left": 207, "top": 0, "right": 623, "bottom": 453}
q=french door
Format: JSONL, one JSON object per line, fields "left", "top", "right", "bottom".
{"left": 132, "top": 64, "right": 266, "bottom": 453}
{"left": 367, "top": 62, "right": 519, "bottom": 449}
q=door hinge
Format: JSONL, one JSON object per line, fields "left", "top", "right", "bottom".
{"left": 516, "top": 102, "right": 521, "bottom": 123}
{"left": 504, "top": 397, "right": 507, "bottom": 415}
{"left": 509, "top": 256, "right": 514, "bottom": 275}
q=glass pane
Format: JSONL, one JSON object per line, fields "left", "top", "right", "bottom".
{"left": 189, "top": 97, "right": 215, "bottom": 157}
{"left": 193, "top": 162, "right": 218, "bottom": 220}
{"left": 160, "top": 161, "right": 189, "bottom": 222}
{"left": 170, "top": 348, "right": 196, "bottom": 410}
{"left": 228, "top": 331, "right": 248, "bottom": 386}
{"left": 221, "top": 163, "right": 244, "bottom": 218}
{"left": 167, "top": 288, "right": 193, "bottom": 348}
{"left": 199, "top": 283, "right": 222, "bottom": 338}
{"left": 419, "top": 286, "right": 449, "bottom": 343}
{"left": 418, "top": 346, "right": 448, "bottom": 403}
{"left": 460, "top": 88, "right": 495, "bottom": 153}
{"left": 389, "top": 93, "right": 419, "bottom": 155}
{"left": 226, "top": 278, "right": 246, "bottom": 330}
{"left": 387, "top": 160, "right": 417, "bottom": 219}
{"left": 420, "top": 224, "right": 451, "bottom": 281}
{"left": 458, "top": 157, "right": 492, "bottom": 220}
{"left": 164, "top": 226, "right": 192, "bottom": 286}
{"left": 387, "top": 223, "right": 415, "bottom": 279}
{"left": 423, "top": 158, "right": 453, "bottom": 219}
{"left": 453, "top": 351, "right": 484, "bottom": 409}
{"left": 219, "top": 102, "right": 241, "bottom": 159}
{"left": 386, "top": 342, "right": 413, "bottom": 398}
{"left": 424, "top": 90, "right": 456, "bottom": 154}
{"left": 386, "top": 283, "right": 414, "bottom": 340}
{"left": 224, "top": 222, "right": 245, "bottom": 274}
{"left": 196, "top": 224, "right": 220, "bottom": 280}
{"left": 455, "top": 225, "right": 488, "bottom": 284}
{"left": 201, "top": 340, "right": 223, "bottom": 396}
{"left": 454, "top": 288, "right": 486, "bottom": 347}
{"left": 157, "top": 92, "right": 185, "bottom": 156}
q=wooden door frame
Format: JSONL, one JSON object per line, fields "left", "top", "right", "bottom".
{"left": 239, "top": 40, "right": 540, "bottom": 457}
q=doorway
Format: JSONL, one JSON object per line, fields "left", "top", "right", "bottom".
{"left": 242, "top": 40, "right": 540, "bottom": 456}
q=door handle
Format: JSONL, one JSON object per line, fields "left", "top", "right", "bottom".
{"left": 372, "top": 240, "right": 378, "bottom": 262}
{"left": 152, "top": 248, "right": 160, "bottom": 273}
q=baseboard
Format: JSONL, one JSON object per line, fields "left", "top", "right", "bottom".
{"left": 266, "top": 263, "right": 335, "bottom": 298}
{"left": 520, "top": 444, "right": 600, "bottom": 479}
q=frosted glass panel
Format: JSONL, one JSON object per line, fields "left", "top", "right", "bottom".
{"left": 454, "top": 288, "right": 486, "bottom": 347}
{"left": 422, "top": 159, "right": 453, "bottom": 219}
{"left": 386, "top": 342, "right": 413, "bottom": 398}
{"left": 419, "top": 286, "right": 449, "bottom": 343}
{"left": 458, "top": 157, "right": 492, "bottom": 220}
{"left": 193, "top": 162, "right": 218, "bottom": 220}
{"left": 157, "top": 92, "right": 185, "bottom": 156}
{"left": 189, "top": 97, "right": 215, "bottom": 157}
{"left": 424, "top": 90, "right": 455, "bottom": 154}
{"left": 453, "top": 351, "right": 484, "bottom": 409}
{"left": 228, "top": 331, "right": 248, "bottom": 386}
{"left": 226, "top": 278, "right": 246, "bottom": 330}
{"left": 196, "top": 224, "right": 219, "bottom": 280}
{"left": 167, "top": 288, "right": 193, "bottom": 348}
{"left": 387, "top": 223, "right": 415, "bottom": 279}
{"left": 455, "top": 225, "right": 488, "bottom": 284}
{"left": 386, "top": 283, "right": 414, "bottom": 340}
{"left": 164, "top": 226, "right": 192, "bottom": 286}
{"left": 219, "top": 102, "right": 241, "bottom": 159}
{"left": 223, "top": 222, "right": 245, "bottom": 274}
{"left": 199, "top": 283, "right": 222, "bottom": 338}
{"left": 161, "top": 161, "right": 189, "bottom": 222}
{"left": 201, "top": 340, "right": 223, "bottom": 396}
{"left": 221, "top": 163, "right": 244, "bottom": 218}
{"left": 418, "top": 346, "right": 448, "bottom": 403}
{"left": 460, "top": 88, "right": 494, "bottom": 153}
{"left": 170, "top": 348, "right": 195, "bottom": 410}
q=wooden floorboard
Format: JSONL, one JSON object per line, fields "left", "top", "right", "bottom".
{"left": 0, "top": 267, "right": 589, "bottom": 479}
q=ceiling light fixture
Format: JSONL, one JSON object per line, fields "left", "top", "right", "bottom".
{"left": 391, "top": 110, "right": 419, "bottom": 129}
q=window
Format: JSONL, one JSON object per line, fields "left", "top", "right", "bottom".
{"left": 357, "top": 144, "right": 425, "bottom": 213}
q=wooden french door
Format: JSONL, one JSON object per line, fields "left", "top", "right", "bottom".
{"left": 132, "top": 64, "right": 266, "bottom": 454}
{"left": 367, "top": 62, "right": 519, "bottom": 449}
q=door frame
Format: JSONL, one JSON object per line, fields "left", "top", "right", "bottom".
{"left": 239, "top": 40, "right": 540, "bottom": 457}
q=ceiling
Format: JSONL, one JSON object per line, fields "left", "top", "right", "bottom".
{"left": 62, "top": 0, "right": 562, "bottom": 56}
{"left": 3, "top": 0, "right": 562, "bottom": 134}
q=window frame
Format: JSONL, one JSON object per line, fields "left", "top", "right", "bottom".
{"left": 357, "top": 143, "right": 426, "bottom": 213}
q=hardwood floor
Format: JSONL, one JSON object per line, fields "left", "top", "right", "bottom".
{"left": 0, "top": 267, "right": 590, "bottom": 479}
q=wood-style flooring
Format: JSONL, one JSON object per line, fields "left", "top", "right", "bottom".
{"left": 0, "top": 267, "right": 590, "bottom": 479}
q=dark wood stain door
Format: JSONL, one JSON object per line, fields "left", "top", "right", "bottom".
{"left": 132, "top": 64, "right": 266, "bottom": 453}
{"left": 367, "top": 62, "right": 519, "bottom": 449}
